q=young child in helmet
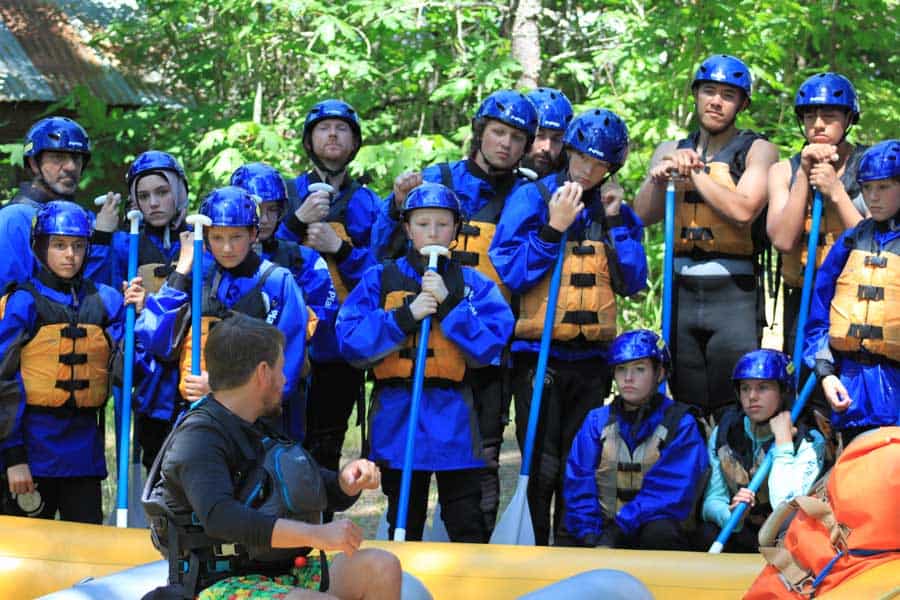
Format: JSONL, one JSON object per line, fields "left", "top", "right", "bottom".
{"left": 803, "top": 140, "right": 900, "bottom": 445}
{"left": 336, "top": 182, "right": 514, "bottom": 543}
{"left": 135, "top": 186, "right": 310, "bottom": 441}
{"left": 92, "top": 151, "right": 192, "bottom": 469}
{"left": 0, "top": 200, "right": 145, "bottom": 523}
{"left": 698, "top": 349, "right": 826, "bottom": 553}
{"left": 489, "top": 108, "right": 648, "bottom": 546}
{"left": 563, "top": 330, "right": 708, "bottom": 550}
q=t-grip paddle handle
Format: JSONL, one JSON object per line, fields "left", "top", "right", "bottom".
{"left": 184, "top": 215, "right": 212, "bottom": 376}
{"left": 308, "top": 182, "right": 335, "bottom": 196}
{"left": 94, "top": 195, "right": 111, "bottom": 206}
{"left": 419, "top": 244, "right": 451, "bottom": 268}
{"left": 126, "top": 210, "right": 142, "bottom": 234}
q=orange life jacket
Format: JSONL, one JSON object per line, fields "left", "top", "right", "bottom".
{"left": 828, "top": 220, "right": 900, "bottom": 361}
{"left": 371, "top": 260, "right": 467, "bottom": 384}
{"left": 674, "top": 130, "right": 763, "bottom": 258}
{"left": 178, "top": 265, "right": 277, "bottom": 397}
{"left": 0, "top": 281, "right": 112, "bottom": 411}
{"left": 744, "top": 427, "right": 900, "bottom": 599}
{"left": 136, "top": 233, "right": 177, "bottom": 294}
{"left": 781, "top": 146, "right": 866, "bottom": 288}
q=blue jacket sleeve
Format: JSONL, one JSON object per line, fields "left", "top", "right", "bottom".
{"left": 0, "top": 205, "right": 37, "bottom": 290}
{"left": 134, "top": 274, "right": 191, "bottom": 362}
{"left": 437, "top": 270, "right": 514, "bottom": 368}
{"left": 335, "top": 265, "right": 410, "bottom": 369}
{"left": 563, "top": 407, "right": 609, "bottom": 543}
{"left": 489, "top": 184, "right": 560, "bottom": 294}
{"left": 296, "top": 248, "right": 338, "bottom": 346}
{"left": 608, "top": 204, "right": 648, "bottom": 297}
{"left": 266, "top": 270, "right": 308, "bottom": 406}
{"left": 85, "top": 231, "right": 127, "bottom": 288}
{"left": 803, "top": 230, "right": 852, "bottom": 369}
{"left": 615, "top": 412, "right": 709, "bottom": 536}
{"left": 334, "top": 188, "right": 380, "bottom": 288}
{"left": 0, "top": 291, "right": 37, "bottom": 457}
{"left": 370, "top": 196, "right": 403, "bottom": 260}
{"left": 701, "top": 426, "right": 733, "bottom": 529}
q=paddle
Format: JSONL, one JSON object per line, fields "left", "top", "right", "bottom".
{"left": 184, "top": 215, "right": 212, "bottom": 379}
{"left": 394, "top": 244, "right": 451, "bottom": 542}
{"left": 791, "top": 190, "right": 824, "bottom": 387}
{"left": 490, "top": 231, "right": 568, "bottom": 546}
{"left": 661, "top": 175, "right": 676, "bottom": 347}
{"left": 114, "top": 209, "right": 143, "bottom": 528}
{"left": 708, "top": 372, "right": 818, "bottom": 553}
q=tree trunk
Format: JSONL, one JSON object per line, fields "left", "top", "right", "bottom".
{"left": 511, "top": 0, "right": 542, "bottom": 89}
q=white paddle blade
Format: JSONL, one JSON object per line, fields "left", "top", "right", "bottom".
{"left": 375, "top": 510, "right": 390, "bottom": 541}
{"left": 423, "top": 503, "right": 450, "bottom": 542}
{"left": 490, "top": 474, "right": 535, "bottom": 545}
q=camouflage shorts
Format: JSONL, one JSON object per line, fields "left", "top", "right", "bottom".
{"left": 198, "top": 557, "right": 328, "bottom": 599}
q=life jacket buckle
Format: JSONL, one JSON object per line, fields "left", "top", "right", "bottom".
{"left": 847, "top": 324, "right": 884, "bottom": 340}
{"left": 857, "top": 285, "right": 884, "bottom": 301}
{"left": 459, "top": 223, "right": 481, "bottom": 236}
{"left": 569, "top": 273, "right": 596, "bottom": 287}
{"left": 452, "top": 250, "right": 479, "bottom": 266}
{"left": 571, "top": 245, "right": 596, "bottom": 255}
{"left": 864, "top": 255, "right": 887, "bottom": 268}
{"left": 681, "top": 227, "right": 714, "bottom": 242}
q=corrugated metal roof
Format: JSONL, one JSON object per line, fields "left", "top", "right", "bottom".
{"left": 0, "top": 0, "right": 169, "bottom": 106}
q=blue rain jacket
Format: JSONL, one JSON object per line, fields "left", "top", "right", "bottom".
{"left": 0, "top": 272, "right": 124, "bottom": 477}
{"left": 563, "top": 396, "right": 708, "bottom": 543}
{"left": 489, "top": 174, "right": 648, "bottom": 360}
{"left": 335, "top": 255, "right": 513, "bottom": 470}
{"left": 135, "top": 253, "right": 309, "bottom": 440}
{"left": 803, "top": 220, "right": 900, "bottom": 430}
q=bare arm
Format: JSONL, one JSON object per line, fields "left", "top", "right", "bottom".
{"left": 634, "top": 140, "right": 679, "bottom": 226}
{"left": 691, "top": 138, "right": 779, "bottom": 226}
{"left": 767, "top": 159, "right": 809, "bottom": 252}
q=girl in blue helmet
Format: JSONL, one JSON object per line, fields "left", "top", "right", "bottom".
{"left": 135, "top": 186, "right": 310, "bottom": 442}
{"left": 489, "top": 108, "right": 648, "bottom": 546}
{"left": 371, "top": 89, "right": 540, "bottom": 536}
{"left": 563, "top": 329, "right": 708, "bottom": 550}
{"left": 0, "top": 200, "right": 145, "bottom": 524}
{"left": 766, "top": 74, "right": 868, "bottom": 418}
{"left": 698, "top": 349, "right": 825, "bottom": 553}
{"left": 336, "top": 182, "right": 514, "bottom": 543}
{"left": 803, "top": 140, "right": 900, "bottom": 444}
{"left": 92, "top": 151, "right": 193, "bottom": 471}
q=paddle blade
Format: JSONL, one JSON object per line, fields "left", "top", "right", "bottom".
{"left": 423, "top": 503, "right": 450, "bottom": 542}
{"left": 375, "top": 510, "right": 390, "bottom": 541}
{"left": 490, "top": 474, "right": 535, "bottom": 545}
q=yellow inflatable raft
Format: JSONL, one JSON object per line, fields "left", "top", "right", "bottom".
{"left": 2, "top": 516, "right": 898, "bottom": 599}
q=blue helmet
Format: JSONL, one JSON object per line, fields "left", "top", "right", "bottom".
{"left": 23, "top": 117, "right": 92, "bottom": 169}
{"left": 126, "top": 151, "right": 188, "bottom": 192}
{"left": 32, "top": 200, "right": 93, "bottom": 239}
{"left": 200, "top": 186, "right": 260, "bottom": 228}
{"left": 794, "top": 73, "right": 860, "bottom": 124}
{"left": 691, "top": 54, "right": 753, "bottom": 99}
{"left": 857, "top": 140, "right": 900, "bottom": 183}
{"left": 563, "top": 109, "right": 629, "bottom": 173}
{"left": 731, "top": 349, "right": 795, "bottom": 394}
{"left": 230, "top": 163, "right": 288, "bottom": 204}
{"left": 474, "top": 90, "right": 539, "bottom": 141}
{"left": 402, "top": 183, "right": 462, "bottom": 220}
{"left": 527, "top": 88, "right": 574, "bottom": 132}
{"left": 608, "top": 329, "right": 672, "bottom": 373}
{"left": 302, "top": 99, "right": 362, "bottom": 172}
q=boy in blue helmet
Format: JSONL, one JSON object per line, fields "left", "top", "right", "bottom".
{"left": 274, "top": 100, "right": 380, "bottom": 485}
{"left": 767, "top": 74, "right": 868, "bottom": 415}
{"left": 697, "top": 349, "right": 825, "bottom": 553}
{"left": 136, "top": 186, "right": 310, "bottom": 441}
{"left": 337, "top": 182, "right": 514, "bottom": 542}
{"left": 563, "top": 330, "right": 707, "bottom": 550}
{"left": 91, "top": 151, "right": 193, "bottom": 469}
{"left": 490, "top": 108, "right": 648, "bottom": 545}
{"left": 634, "top": 54, "right": 779, "bottom": 420}
{"left": 0, "top": 201, "right": 145, "bottom": 523}
{"left": 803, "top": 140, "right": 900, "bottom": 445}
{"left": 0, "top": 117, "right": 110, "bottom": 290}
{"left": 373, "top": 89, "right": 540, "bottom": 535}
{"left": 524, "top": 88, "right": 574, "bottom": 178}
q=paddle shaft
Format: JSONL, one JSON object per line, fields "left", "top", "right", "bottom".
{"left": 394, "top": 248, "right": 445, "bottom": 542}
{"left": 116, "top": 211, "right": 142, "bottom": 528}
{"left": 791, "top": 190, "right": 823, "bottom": 388}
{"left": 709, "top": 372, "right": 818, "bottom": 553}
{"left": 661, "top": 178, "right": 676, "bottom": 346}
{"left": 190, "top": 232, "right": 204, "bottom": 376}
{"left": 520, "top": 232, "right": 568, "bottom": 476}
